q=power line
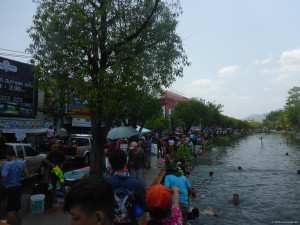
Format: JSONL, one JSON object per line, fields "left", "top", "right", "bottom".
{"left": 0, "top": 52, "right": 32, "bottom": 59}
{"left": 0, "top": 47, "right": 31, "bottom": 55}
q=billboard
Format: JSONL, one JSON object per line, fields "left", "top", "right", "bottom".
{"left": 0, "top": 57, "right": 36, "bottom": 116}
{"left": 71, "top": 95, "right": 90, "bottom": 119}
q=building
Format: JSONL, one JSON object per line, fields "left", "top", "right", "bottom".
{"left": 162, "top": 90, "right": 188, "bottom": 118}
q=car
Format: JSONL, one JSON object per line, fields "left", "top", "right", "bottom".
{"left": 62, "top": 134, "right": 92, "bottom": 165}
{"left": 0, "top": 143, "right": 47, "bottom": 178}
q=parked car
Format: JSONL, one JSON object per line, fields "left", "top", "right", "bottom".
{"left": 61, "top": 134, "right": 92, "bottom": 165}
{"left": 0, "top": 143, "right": 47, "bottom": 178}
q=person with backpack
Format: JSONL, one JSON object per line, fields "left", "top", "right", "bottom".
{"left": 106, "top": 149, "right": 146, "bottom": 225}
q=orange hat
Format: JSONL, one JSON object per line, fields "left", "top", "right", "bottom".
{"left": 146, "top": 184, "right": 172, "bottom": 211}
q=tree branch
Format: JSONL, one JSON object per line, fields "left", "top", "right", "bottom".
{"left": 115, "top": 0, "right": 160, "bottom": 48}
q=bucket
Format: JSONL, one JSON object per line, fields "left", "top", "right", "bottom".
{"left": 30, "top": 194, "right": 45, "bottom": 213}
{"left": 21, "top": 194, "right": 31, "bottom": 211}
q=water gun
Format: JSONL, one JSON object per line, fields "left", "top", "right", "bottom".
{"left": 53, "top": 165, "right": 65, "bottom": 184}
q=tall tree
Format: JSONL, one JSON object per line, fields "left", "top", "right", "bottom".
{"left": 171, "top": 98, "right": 208, "bottom": 133}
{"left": 28, "top": 0, "right": 189, "bottom": 174}
{"left": 285, "top": 86, "right": 300, "bottom": 129}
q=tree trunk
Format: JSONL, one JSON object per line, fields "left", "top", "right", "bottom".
{"left": 90, "top": 109, "right": 105, "bottom": 175}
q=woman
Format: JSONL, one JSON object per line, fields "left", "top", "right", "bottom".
{"left": 146, "top": 184, "right": 183, "bottom": 225}
{"left": 127, "top": 142, "right": 146, "bottom": 186}
{"left": 165, "top": 151, "right": 176, "bottom": 170}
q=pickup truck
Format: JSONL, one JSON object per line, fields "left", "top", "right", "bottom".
{"left": 0, "top": 143, "right": 47, "bottom": 178}
{"left": 60, "top": 134, "right": 92, "bottom": 165}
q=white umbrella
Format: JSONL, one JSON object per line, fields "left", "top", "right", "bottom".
{"left": 136, "top": 125, "right": 151, "bottom": 134}
{"left": 106, "top": 126, "right": 140, "bottom": 139}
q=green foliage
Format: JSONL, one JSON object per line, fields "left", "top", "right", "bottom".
{"left": 264, "top": 86, "right": 300, "bottom": 130}
{"left": 205, "top": 133, "right": 247, "bottom": 150}
{"left": 145, "top": 116, "right": 169, "bottom": 135}
{"left": 28, "top": 0, "right": 189, "bottom": 174}
{"left": 175, "top": 145, "right": 189, "bottom": 162}
{"left": 171, "top": 98, "right": 218, "bottom": 133}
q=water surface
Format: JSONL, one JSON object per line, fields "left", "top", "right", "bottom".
{"left": 188, "top": 133, "right": 300, "bottom": 225}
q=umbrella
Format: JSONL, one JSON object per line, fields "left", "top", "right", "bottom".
{"left": 136, "top": 125, "right": 151, "bottom": 134}
{"left": 106, "top": 126, "right": 140, "bottom": 139}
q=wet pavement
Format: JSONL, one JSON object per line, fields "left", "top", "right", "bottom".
{"left": 20, "top": 155, "right": 165, "bottom": 225}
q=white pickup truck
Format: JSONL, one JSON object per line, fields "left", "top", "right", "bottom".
{"left": 0, "top": 143, "right": 47, "bottom": 178}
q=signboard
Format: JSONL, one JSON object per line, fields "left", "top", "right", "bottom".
{"left": 71, "top": 95, "right": 90, "bottom": 118}
{"left": 0, "top": 119, "right": 52, "bottom": 133}
{"left": 0, "top": 57, "right": 36, "bottom": 116}
{"left": 72, "top": 117, "right": 91, "bottom": 127}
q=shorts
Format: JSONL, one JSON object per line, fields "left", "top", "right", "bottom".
{"left": 180, "top": 202, "right": 189, "bottom": 223}
{"left": 6, "top": 186, "right": 22, "bottom": 212}
{"left": 0, "top": 184, "right": 6, "bottom": 202}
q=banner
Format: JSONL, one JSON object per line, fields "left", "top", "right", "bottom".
{"left": 72, "top": 117, "right": 91, "bottom": 127}
{"left": 70, "top": 95, "right": 90, "bottom": 118}
{"left": 0, "top": 57, "right": 36, "bottom": 116}
{"left": 0, "top": 119, "right": 53, "bottom": 133}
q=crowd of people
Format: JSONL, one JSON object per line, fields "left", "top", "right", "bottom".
{"left": 0, "top": 127, "right": 245, "bottom": 225}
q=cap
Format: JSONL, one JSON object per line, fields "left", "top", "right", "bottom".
{"left": 146, "top": 184, "right": 172, "bottom": 211}
{"left": 129, "top": 142, "right": 138, "bottom": 150}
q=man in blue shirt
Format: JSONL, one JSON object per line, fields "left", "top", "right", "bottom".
{"left": 1, "top": 148, "right": 29, "bottom": 225}
{"left": 164, "top": 169, "right": 196, "bottom": 224}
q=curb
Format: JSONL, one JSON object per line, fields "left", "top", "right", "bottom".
{"left": 141, "top": 164, "right": 166, "bottom": 225}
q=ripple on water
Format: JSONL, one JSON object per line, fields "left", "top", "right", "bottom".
{"left": 187, "top": 134, "right": 300, "bottom": 225}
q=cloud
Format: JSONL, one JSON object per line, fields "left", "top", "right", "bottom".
{"left": 259, "top": 48, "right": 300, "bottom": 86}
{"left": 273, "top": 74, "right": 291, "bottom": 82}
{"left": 185, "top": 78, "right": 225, "bottom": 96}
{"left": 190, "top": 79, "right": 212, "bottom": 86}
{"left": 277, "top": 48, "right": 300, "bottom": 74}
{"left": 261, "top": 48, "right": 300, "bottom": 75}
{"left": 263, "top": 87, "right": 270, "bottom": 91}
{"left": 218, "top": 65, "right": 239, "bottom": 77}
{"left": 252, "top": 56, "right": 272, "bottom": 65}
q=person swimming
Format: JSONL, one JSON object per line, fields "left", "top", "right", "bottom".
{"left": 238, "top": 166, "right": 243, "bottom": 171}
{"left": 209, "top": 171, "right": 214, "bottom": 177}
{"left": 228, "top": 194, "right": 243, "bottom": 205}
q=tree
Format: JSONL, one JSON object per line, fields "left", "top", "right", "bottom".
{"left": 145, "top": 116, "right": 169, "bottom": 136}
{"left": 28, "top": 0, "right": 189, "bottom": 174}
{"left": 116, "top": 90, "right": 163, "bottom": 131}
{"left": 171, "top": 98, "right": 208, "bottom": 133}
{"left": 285, "top": 86, "right": 300, "bottom": 129}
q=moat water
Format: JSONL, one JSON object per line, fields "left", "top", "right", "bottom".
{"left": 188, "top": 133, "right": 300, "bottom": 225}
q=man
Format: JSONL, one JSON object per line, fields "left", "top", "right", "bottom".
{"left": 64, "top": 175, "right": 115, "bottom": 225}
{"left": 145, "top": 137, "right": 152, "bottom": 168}
{"left": 45, "top": 143, "right": 67, "bottom": 202}
{"left": 59, "top": 126, "right": 68, "bottom": 141}
{"left": 47, "top": 125, "right": 55, "bottom": 141}
{"left": 1, "top": 148, "right": 29, "bottom": 225}
{"left": 106, "top": 149, "right": 146, "bottom": 225}
{"left": 164, "top": 169, "right": 196, "bottom": 224}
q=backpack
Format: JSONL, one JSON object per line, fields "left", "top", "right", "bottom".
{"left": 113, "top": 185, "right": 135, "bottom": 223}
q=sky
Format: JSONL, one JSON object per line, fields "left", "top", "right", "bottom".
{"left": 1, "top": 0, "right": 300, "bottom": 119}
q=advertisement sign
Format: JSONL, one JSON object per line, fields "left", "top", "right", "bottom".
{"left": 72, "top": 117, "right": 91, "bottom": 127}
{"left": 0, "top": 57, "right": 36, "bottom": 116}
{"left": 71, "top": 95, "right": 90, "bottom": 118}
{"left": 0, "top": 119, "right": 53, "bottom": 133}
